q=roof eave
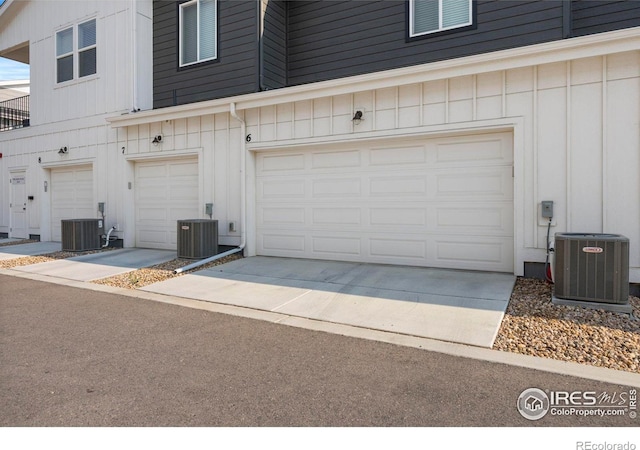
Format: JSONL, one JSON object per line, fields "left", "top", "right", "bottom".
{"left": 107, "top": 26, "right": 640, "bottom": 128}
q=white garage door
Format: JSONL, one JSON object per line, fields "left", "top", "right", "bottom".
{"left": 135, "top": 158, "right": 199, "bottom": 250}
{"left": 256, "top": 132, "right": 514, "bottom": 272}
{"left": 50, "top": 165, "right": 94, "bottom": 242}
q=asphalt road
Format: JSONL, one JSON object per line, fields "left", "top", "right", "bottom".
{"left": 0, "top": 274, "right": 638, "bottom": 428}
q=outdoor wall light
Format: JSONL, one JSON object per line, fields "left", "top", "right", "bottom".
{"left": 352, "top": 110, "right": 363, "bottom": 124}
{"left": 151, "top": 135, "right": 163, "bottom": 145}
{"left": 58, "top": 146, "right": 68, "bottom": 154}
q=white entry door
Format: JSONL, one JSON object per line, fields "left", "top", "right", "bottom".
{"left": 10, "top": 171, "right": 27, "bottom": 239}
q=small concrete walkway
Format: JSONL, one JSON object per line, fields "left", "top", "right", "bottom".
{"left": 0, "top": 238, "right": 21, "bottom": 244}
{"left": 13, "top": 248, "right": 176, "bottom": 281}
{"left": 142, "top": 256, "right": 516, "bottom": 348}
{"left": 0, "top": 241, "right": 61, "bottom": 260}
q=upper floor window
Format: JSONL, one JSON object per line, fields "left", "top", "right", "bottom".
{"left": 180, "top": 0, "right": 217, "bottom": 67}
{"left": 409, "top": 0, "right": 472, "bottom": 37}
{"left": 56, "top": 18, "right": 97, "bottom": 83}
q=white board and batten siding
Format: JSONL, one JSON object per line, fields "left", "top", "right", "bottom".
{"left": 134, "top": 158, "right": 199, "bottom": 249}
{"left": 50, "top": 165, "right": 95, "bottom": 242}
{"left": 256, "top": 132, "right": 514, "bottom": 272}
{"left": 20, "top": 29, "right": 637, "bottom": 280}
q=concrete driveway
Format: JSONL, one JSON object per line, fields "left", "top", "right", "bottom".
{"left": 3, "top": 241, "right": 516, "bottom": 347}
{"left": 142, "top": 256, "right": 516, "bottom": 348}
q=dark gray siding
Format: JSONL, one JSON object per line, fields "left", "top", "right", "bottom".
{"left": 152, "top": 1, "right": 640, "bottom": 109}
{"left": 153, "top": 0, "right": 259, "bottom": 109}
{"left": 261, "top": 0, "right": 287, "bottom": 89}
{"left": 286, "top": 0, "right": 565, "bottom": 85}
{"left": 571, "top": 1, "right": 640, "bottom": 37}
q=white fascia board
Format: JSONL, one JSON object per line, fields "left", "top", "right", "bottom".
{"left": 108, "top": 102, "right": 231, "bottom": 128}
{"left": 0, "top": 0, "right": 25, "bottom": 28}
{"left": 0, "top": 0, "right": 17, "bottom": 39}
{"left": 0, "top": 79, "right": 29, "bottom": 89}
{"left": 0, "top": 0, "right": 16, "bottom": 17}
{"left": 107, "top": 26, "right": 640, "bottom": 128}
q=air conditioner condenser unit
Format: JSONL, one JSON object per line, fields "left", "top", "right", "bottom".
{"left": 61, "top": 218, "right": 104, "bottom": 251}
{"left": 552, "top": 233, "right": 632, "bottom": 314}
{"left": 177, "top": 219, "right": 219, "bottom": 259}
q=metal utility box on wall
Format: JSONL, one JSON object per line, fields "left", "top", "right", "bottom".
{"left": 61, "top": 219, "right": 104, "bottom": 252}
{"left": 177, "top": 219, "right": 219, "bottom": 259}
{"left": 553, "top": 233, "right": 631, "bottom": 313}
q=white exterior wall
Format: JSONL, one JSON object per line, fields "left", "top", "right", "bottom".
{"left": 117, "top": 113, "right": 244, "bottom": 247}
{"left": 241, "top": 51, "right": 640, "bottom": 279}
{"left": 0, "top": 0, "right": 152, "bottom": 241}
{"left": 0, "top": 0, "right": 146, "bottom": 124}
{"left": 112, "top": 47, "right": 640, "bottom": 280}
{"left": 3, "top": 8, "right": 639, "bottom": 283}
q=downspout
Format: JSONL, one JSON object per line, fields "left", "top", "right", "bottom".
{"left": 258, "top": 0, "right": 265, "bottom": 91}
{"left": 562, "top": 1, "right": 572, "bottom": 39}
{"left": 173, "top": 102, "right": 247, "bottom": 274}
{"left": 102, "top": 226, "right": 117, "bottom": 248}
{"left": 131, "top": 0, "right": 139, "bottom": 112}
{"left": 227, "top": 101, "right": 247, "bottom": 255}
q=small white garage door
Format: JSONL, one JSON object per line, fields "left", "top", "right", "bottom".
{"left": 256, "top": 132, "right": 514, "bottom": 272}
{"left": 135, "top": 158, "right": 199, "bottom": 250}
{"left": 50, "top": 165, "right": 94, "bottom": 242}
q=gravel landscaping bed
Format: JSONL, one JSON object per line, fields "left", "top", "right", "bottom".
{"left": 91, "top": 253, "right": 243, "bottom": 289}
{"left": 493, "top": 277, "right": 640, "bottom": 374}
{"left": 0, "top": 247, "right": 118, "bottom": 269}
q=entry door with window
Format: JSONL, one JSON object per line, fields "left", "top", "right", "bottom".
{"left": 10, "top": 172, "right": 27, "bottom": 239}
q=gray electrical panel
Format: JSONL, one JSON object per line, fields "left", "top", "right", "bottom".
{"left": 541, "top": 201, "right": 553, "bottom": 218}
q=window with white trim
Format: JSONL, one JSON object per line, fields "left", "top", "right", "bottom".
{"left": 56, "top": 18, "right": 97, "bottom": 83}
{"left": 180, "top": 0, "right": 217, "bottom": 67}
{"left": 56, "top": 27, "right": 74, "bottom": 83}
{"left": 410, "top": 0, "right": 472, "bottom": 37}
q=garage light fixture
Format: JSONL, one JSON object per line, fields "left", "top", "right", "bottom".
{"left": 152, "top": 135, "right": 163, "bottom": 145}
{"left": 352, "top": 110, "right": 363, "bottom": 125}
{"left": 58, "top": 147, "right": 68, "bottom": 155}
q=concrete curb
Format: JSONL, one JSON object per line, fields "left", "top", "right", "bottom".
{"left": 3, "top": 267, "right": 640, "bottom": 388}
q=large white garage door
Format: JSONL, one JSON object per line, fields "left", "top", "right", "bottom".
{"left": 135, "top": 158, "right": 199, "bottom": 250}
{"left": 50, "top": 165, "right": 94, "bottom": 242}
{"left": 256, "top": 132, "right": 514, "bottom": 272}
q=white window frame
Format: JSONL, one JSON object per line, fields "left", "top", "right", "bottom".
{"left": 179, "top": 0, "right": 218, "bottom": 67}
{"left": 56, "top": 26, "right": 74, "bottom": 83}
{"left": 409, "top": 0, "right": 473, "bottom": 38}
{"left": 55, "top": 18, "right": 97, "bottom": 84}
{"left": 78, "top": 19, "right": 97, "bottom": 78}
